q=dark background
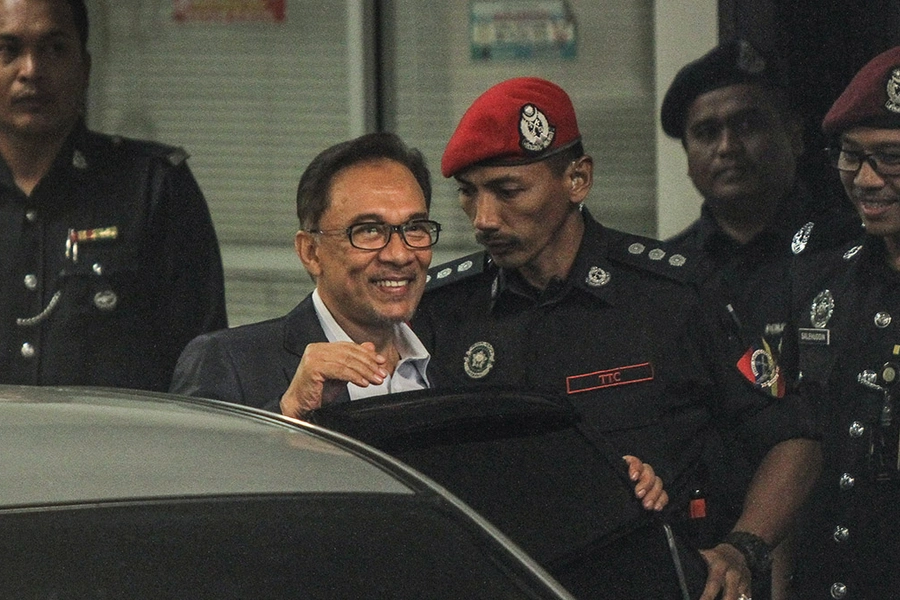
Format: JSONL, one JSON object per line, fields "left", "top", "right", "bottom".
{"left": 719, "top": 0, "right": 900, "bottom": 210}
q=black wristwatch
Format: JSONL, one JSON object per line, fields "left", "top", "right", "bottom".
{"left": 723, "top": 531, "right": 773, "bottom": 575}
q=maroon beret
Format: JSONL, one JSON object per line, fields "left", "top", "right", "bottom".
{"left": 441, "top": 77, "right": 582, "bottom": 178}
{"left": 823, "top": 46, "right": 900, "bottom": 135}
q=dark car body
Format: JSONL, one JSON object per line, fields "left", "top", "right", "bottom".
{"left": 310, "top": 386, "right": 708, "bottom": 600}
{"left": 0, "top": 385, "right": 577, "bottom": 600}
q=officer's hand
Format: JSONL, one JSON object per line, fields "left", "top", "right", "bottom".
{"left": 623, "top": 455, "right": 668, "bottom": 511}
{"left": 280, "top": 341, "right": 388, "bottom": 420}
{"left": 698, "top": 542, "right": 752, "bottom": 600}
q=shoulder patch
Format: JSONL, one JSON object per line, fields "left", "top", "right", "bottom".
{"left": 609, "top": 234, "right": 694, "bottom": 283}
{"left": 425, "top": 251, "right": 489, "bottom": 290}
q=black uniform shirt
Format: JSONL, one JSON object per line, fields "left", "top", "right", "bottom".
{"left": 415, "top": 210, "right": 817, "bottom": 544}
{"left": 789, "top": 235, "right": 900, "bottom": 600}
{"left": 668, "top": 187, "right": 862, "bottom": 381}
{"left": 0, "top": 122, "right": 227, "bottom": 391}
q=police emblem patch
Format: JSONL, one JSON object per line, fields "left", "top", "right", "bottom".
{"left": 810, "top": 290, "right": 834, "bottom": 329}
{"left": 736, "top": 338, "right": 785, "bottom": 398}
{"left": 586, "top": 266, "right": 610, "bottom": 287}
{"left": 886, "top": 67, "right": 900, "bottom": 114}
{"left": 518, "top": 104, "right": 556, "bottom": 153}
{"left": 464, "top": 341, "right": 495, "bottom": 379}
{"left": 791, "top": 222, "right": 814, "bottom": 254}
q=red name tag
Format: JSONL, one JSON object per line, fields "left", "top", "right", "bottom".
{"left": 566, "top": 362, "right": 654, "bottom": 394}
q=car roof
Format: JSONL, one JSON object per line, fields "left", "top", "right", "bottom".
{"left": 0, "top": 385, "right": 415, "bottom": 508}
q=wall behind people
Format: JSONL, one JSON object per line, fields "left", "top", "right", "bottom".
{"left": 389, "top": 0, "right": 658, "bottom": 252}
{"left": 82, "top": 0, "right": 672, "bottom": 325}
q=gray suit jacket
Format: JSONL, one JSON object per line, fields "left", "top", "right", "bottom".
{"left": 170, "top": 295, "right": 351, "bottom": 411}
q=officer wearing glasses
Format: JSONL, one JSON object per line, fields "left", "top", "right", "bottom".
{"left": 171, "top": 132, "right": 439, "bottom": 415}
{"left": 786, "top": 46, "right": 900, "bottom": 599}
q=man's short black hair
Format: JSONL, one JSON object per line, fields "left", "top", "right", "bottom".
{"left": 544, "top": 141, "right": 585, "bottom": 177}
{"left": 296, "top": 132, "right": 432, "bottom": 230}
{"left": 65, "top": 0, "right": 89, "bottom": 52}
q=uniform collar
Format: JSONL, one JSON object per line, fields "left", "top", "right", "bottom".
{"left": 0, "top": 120, "right": 89, "bottom": 202}
{"left": 693, "top": 183, "right": 813, "bottom": 253}
{"left": 311, "top": 288, "right": 431, "bottom": 375}
{"left": 491, "top": 207, "right": 617, "bottom": 309}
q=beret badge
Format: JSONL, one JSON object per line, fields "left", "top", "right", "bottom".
{"left": 885, "top": 67, "right": 900, "bottom": 114}
{"left": 736, "top": 40, "right": 766, "bottom": 75}
{"left": 519, "top": 103, "right": 556, "bottom": 153}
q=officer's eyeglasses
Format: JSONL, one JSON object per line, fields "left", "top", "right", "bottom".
{"left": 308, "top": 219, "right": 441, "bottom": 250}
{"left": 827, "top": 147, "right": 900, "bottom": 176}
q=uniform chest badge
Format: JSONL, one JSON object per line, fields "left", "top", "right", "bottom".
{"left": 810, "top": 290, "right": 835, "bottom": 328}
{"left": 519, "top": 104, "right": 555, "bottom": 153}
{"left": 464, "top": 341, "right": 495, "bottom": 379}
{"left": 736, "top": 338, "right": 785, "bottom": 398}
{"left": 586, "top": 266, "right": 610, "bottom": 287}
{"left": 792, "top": 222, "right": 814, "bottom": 254}
{"left": 886, "top": 67, "right": 900, "bottom": 114}
{"left": 875, "top": 311, "right": 892, "bottom": 328}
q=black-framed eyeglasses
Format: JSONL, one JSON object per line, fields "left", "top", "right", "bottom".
{"left": 308, "top": 219, "right": 441, "bottom": 250}
{"left": 826, "top": 147, "right": 900, "bottom": 176}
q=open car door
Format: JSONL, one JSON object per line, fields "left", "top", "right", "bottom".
{"left": 310, "top": 386, "right": 707, "bottom": 600}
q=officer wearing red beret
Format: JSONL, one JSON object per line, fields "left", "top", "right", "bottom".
{"left": 414, "top": 77, "right": 822, "bottom": 600}
{"left": 786, "top": 46, "right": 900, "bottom": 600}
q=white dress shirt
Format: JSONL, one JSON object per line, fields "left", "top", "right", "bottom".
{"left": 311, "top": 289, "right": 430, "bottom": 400}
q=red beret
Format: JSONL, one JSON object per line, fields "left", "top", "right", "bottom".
{"left": 823, "top": 46, "right": 900, "bottom": 135}
{"left": 441, "top": 77, "right": 581, "bottom": 178}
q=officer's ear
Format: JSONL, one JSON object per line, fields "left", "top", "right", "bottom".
{"left": 295, "top": 230, "right": 321, "bottom": 280}
{"left": 567, "top": 155, "right": 593, "bottom": 204}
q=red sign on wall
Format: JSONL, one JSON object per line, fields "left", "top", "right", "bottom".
{"left": 173, "top": 0, "right": 286, "bottom": 23}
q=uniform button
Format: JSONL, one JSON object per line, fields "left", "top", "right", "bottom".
{"left": 24, "top": 209, "right": 37, "bottom": 222}
{"left": 831, "top": 582, "right": 847, "bottom": 599}
{"left": 92, "top": 263, "right": 103, "bottom": 275}
{"left": 93, "top": 290, "right": 118, "bottom": 311}
{"left": 23, "top": 274, "right": 37, "bottom": 290}
{"left": 874, "top": 311, "right": 892, "bottom": 328}
{"left": 20, "top": 342, "right": 35, "bottom": 358}
{"left": 833, "top": 525, "right": 850, "bottom": 543}
{"left": 839, "top": 473, "right": 855, "bottom": 490}
{"left": 848, "top": 421, "right": 865, "bottom": 437}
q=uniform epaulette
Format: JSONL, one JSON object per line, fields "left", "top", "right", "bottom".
{"left": 791, "top": 213, "right": 864, "bottom": 255}
{"left": 607, "top": 234, "right": 694, "bottom": 283}
{"left": 99, "top": 133, "right": 190, "bottom": 166}
{"left": 425, "top": 251, "right": 490, "bottom": 290}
